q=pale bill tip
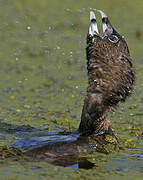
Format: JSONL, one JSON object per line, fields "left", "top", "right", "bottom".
{"left": 89, "top": 11, "right": 99, "bottom": 35}
{"left": 96, "top": 9, "right": 107, "bottom": 19}
{"left": 90, "top": 11, "right": 96, "bottom": 21}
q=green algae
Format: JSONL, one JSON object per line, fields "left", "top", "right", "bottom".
{"left": 0, "top": 0, "right": 142, "bottom": 179}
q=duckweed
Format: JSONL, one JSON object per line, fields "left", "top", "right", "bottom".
{"left": 0, "top": 0, "right": 142, "bottom": 179}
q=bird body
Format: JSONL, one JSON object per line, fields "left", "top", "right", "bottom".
{"left": 13, "top": 10, "right": 135, "bottom": 164}
{"left": 79, "top": 10, "right": 135, "bottom": 138}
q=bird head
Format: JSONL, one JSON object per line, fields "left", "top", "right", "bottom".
{"left": 87, "top": 10, "right": 130, "bottom": 60}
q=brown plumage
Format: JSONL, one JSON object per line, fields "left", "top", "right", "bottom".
{"left": 13, "top": 11, "right": 135, "bottom": 164}
{"left": 79, "top": 10, "right": 135, "bottom": 138}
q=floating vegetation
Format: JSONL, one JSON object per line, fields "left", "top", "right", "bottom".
{"left": 0, "top": 145, "right": 25, "bottom": 161}
{"left": 0, "top": 0, "right": 142, "bottom": 179}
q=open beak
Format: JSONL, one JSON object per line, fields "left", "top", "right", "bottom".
{"left": 88, "top": 10, "right": 114, "bottom": 37}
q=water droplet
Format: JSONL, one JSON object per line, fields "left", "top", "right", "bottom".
{"left": 27, "top": 26, "right": 31, "bottom": 30}
{"left": 56, "top": 46, "right": 60, "bottom": 50}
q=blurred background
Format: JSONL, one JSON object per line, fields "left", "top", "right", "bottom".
{"left": 0, "top": 0, "right": 143, "bottom": 179}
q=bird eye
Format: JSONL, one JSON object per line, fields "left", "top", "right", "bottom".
{"left": 108, "top": 35, "right": 119, "bottom": 43}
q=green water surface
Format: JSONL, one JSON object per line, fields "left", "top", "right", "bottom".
{"left": 0, "top": 0, "right": 143, "bottom": 179}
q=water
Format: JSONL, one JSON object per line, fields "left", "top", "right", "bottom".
{"left": 0, "top": 0, "right": 143, "bottom": 179}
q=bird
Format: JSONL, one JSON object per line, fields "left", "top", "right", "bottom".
{"left": 79, "top": 10, "right": 135, "bottom": 140}
{"left": 12, "top": 10, "right": 135, "bottom": 165}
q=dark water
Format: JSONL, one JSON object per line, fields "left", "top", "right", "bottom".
{"left": 0, "top": 0, "right": 143, "bottom": 179}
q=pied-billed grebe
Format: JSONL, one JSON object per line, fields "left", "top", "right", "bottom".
{"left": 79, "top": 10, "right": 135, "bottom": 139}
{"left": 13, "top": 10, "right": 135, "bottom": 164}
